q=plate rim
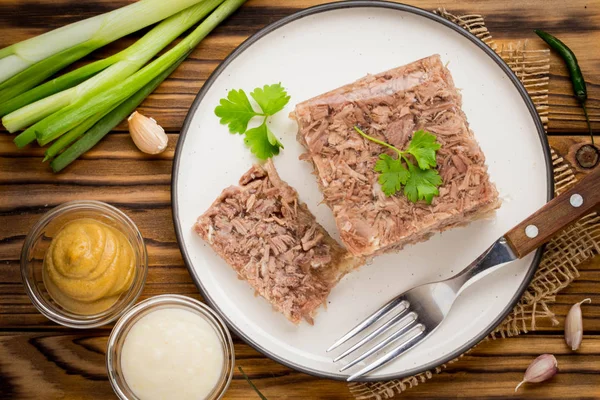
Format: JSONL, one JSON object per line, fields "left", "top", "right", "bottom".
{"left": 171, "top": 0, "right": 553, "bottom": 382}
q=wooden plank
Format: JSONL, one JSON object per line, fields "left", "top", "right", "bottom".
{"left": 0, "top": 184, "right": 170, "bottom": 213}
{"left": 0, "top": 333, "right": 598, "bottom": 399}
{"left": 0, "top": 134, "right": 177, "bottom": 159}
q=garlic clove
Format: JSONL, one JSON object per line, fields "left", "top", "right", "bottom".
{"left": 128, "top": 111, "right": 168, "bottom": 154}
{"left": 515, "top": 354, "right": 558, "bottom": 392}
{"left": 564, "top": 298, "right": 591, "bottom": 351}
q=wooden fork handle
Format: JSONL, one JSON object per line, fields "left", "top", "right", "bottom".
{"left": 505, "top": 165, "right": 600, "bottom": 259}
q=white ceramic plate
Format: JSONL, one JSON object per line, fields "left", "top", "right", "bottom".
{"left": 172, "top": 2, "right": 551, "bottom": 381}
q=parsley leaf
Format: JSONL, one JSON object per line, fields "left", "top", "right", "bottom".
{"left": 375, "top": 154, "right": 410, "bottom": 196}
{"left": 404, "top": 162, "right": 443, "bottom": 204}
{"left": 354, "top": 126, "right": 443, "bottom": 203}
{"left": 216, "top": 84, "right": 291, "bottom": 160}
{"left": 244, "top": 123, "right": 283, "bottom": 160}
{"left": 214, "top": 89, "right": 260, "bottom": 134}
{"left": 406, "top": 130, "right": 441, "bottom": 170}
{"left": 250, "top": 83, "right": 291, "bottom": 116}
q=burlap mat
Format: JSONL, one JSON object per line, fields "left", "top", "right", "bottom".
{"left": 349, "top": 9, "right": 600, "bottom": 399}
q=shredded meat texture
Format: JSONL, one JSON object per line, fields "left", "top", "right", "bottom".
{"left": 293, "top": 55, "right": 500, "bottom": 257}
{"left": 194, "top": 160, "right": 362, "bottom": 324}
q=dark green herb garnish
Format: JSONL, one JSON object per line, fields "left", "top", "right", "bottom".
{"left": 215, "top": 83, "right": 290, "bottom": 160}
{"left": 354, "top": 126, "right": 442, "bottom": 203}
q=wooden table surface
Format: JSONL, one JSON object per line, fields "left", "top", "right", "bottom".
{"left": 1, "top": 0, "right": 599, "bottom": 399}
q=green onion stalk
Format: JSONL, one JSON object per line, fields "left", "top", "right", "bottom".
{"left": 3, "top": 0, "right": 225, "bottom": 133}
{"left": 19, "top": 0, "right": 245, "bottom": 149}
{"left": 50, "top": 61, "right": 182, "bottom": 172}
{"left": 0, "top": 0, "right": 209, "bottom": 96}
{"left": 0, "top": 58, "right": 113, "bottom": 118}
{"left": 49, "top": 0, "right": 247, "bottom": 172}
{"left": 44, "top": 112, "right": 113, "bottom": 162}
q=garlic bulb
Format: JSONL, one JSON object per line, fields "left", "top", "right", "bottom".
{"left": 128, "top": 111, "right": 168, "bottom": 154}
{"left": 515, "top": 354, "right": 558, "bottom": 392}
{"left": 565, "top": 298, "right": 591, "bottom": 351}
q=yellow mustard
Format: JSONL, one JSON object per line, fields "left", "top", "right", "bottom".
{"left": 43, "top": 218, "right": 135, "bottom": 315}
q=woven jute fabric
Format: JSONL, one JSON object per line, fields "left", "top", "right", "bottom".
{"left": 349, "top": 9, "right": 600, "bottom": 399}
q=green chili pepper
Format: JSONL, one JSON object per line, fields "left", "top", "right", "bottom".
{"left": 535, "top": 29, "right": 593, "bottom": 144}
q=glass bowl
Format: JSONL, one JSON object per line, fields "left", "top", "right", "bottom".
{"left": 21, "top": 200, "right": 148, "bottom": 328}
{"left": 106, "top": 294, "right": 235, "bottom": 400}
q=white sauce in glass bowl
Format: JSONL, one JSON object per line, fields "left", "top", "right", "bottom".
{"left": 120, "top": 307, "right": 225, "bottom": 400}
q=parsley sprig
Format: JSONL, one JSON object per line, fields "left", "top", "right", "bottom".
{"left": 215, "top": 83, "right": 290, "bottom": 160}
{"left": 354, "top": 126, "right": 442, "bottom": 204}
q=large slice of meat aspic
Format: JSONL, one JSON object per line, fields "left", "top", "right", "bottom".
{"left": 293, "top": 55, "right": 500, "bottom": 257}
{"left": 194, "top": 160, "right": 362, "bottom": 324}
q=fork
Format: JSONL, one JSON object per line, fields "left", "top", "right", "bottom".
{"left": 330, "top": 165, "right": 600, "bottom": 381}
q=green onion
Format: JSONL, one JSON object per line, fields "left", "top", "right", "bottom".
{"left": 44, "top": 112, "right": 111, "bottom": 162}
{"left": 13, "top": 128, "right": 37, "bottom": 149}
{"left": 3, "top": 0, "right": 224, "bottom": 133}
{"left": 7, "top": 0, "right": 246, "bottom": 171}
{"left": 50, "top": 57, "right": 185, "bottom": 173}
{"left": 0, "top": 46, "right": 110, "bottom": 110}
{"left": 0, "top": 0, "right": 209, "bottom": 89}
{"left": 0, "top": 57, "right": 113, "bottom": 118}
{"left": 31, "top": 0, "right": 246, "bottom": 147}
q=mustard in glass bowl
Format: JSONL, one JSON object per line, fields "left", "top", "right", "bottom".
{"left": 21, "top": 200, "right": 148, "bottom": 328}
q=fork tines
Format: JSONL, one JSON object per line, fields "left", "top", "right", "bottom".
{"left": 328, "top": 296, "right": 426, "bottom": 381}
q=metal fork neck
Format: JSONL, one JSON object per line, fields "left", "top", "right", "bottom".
{"left": 447, "top": 237, "right": 517, "bottom": 293}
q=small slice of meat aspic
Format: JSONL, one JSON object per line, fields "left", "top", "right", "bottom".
{"left": 194, "top": 160, "right": 362, "bottom": 324}
{"left": 293, "top": 54, "right": 500, "bottom": 257}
